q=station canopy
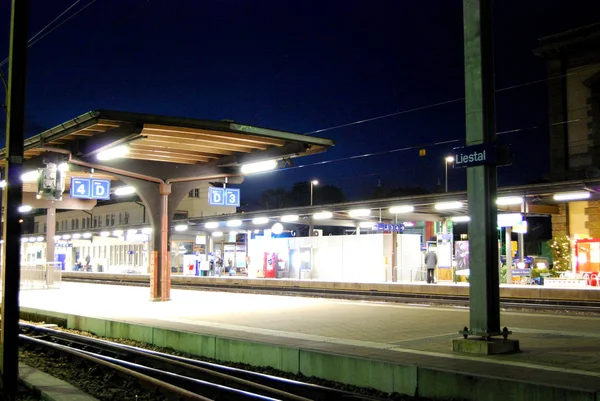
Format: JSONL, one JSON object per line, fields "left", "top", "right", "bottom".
{"left": 0, "top": 110, "right": 334, "bottom": 198}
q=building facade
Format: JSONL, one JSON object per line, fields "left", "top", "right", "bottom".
{"left": 536, "top": 23, "right": 600, "bottom": 181}
{"left": 21, "top": 181, "right": 236, "bottom": 272}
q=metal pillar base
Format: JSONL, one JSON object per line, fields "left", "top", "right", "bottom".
{"left": 459, "top": 326, "right": 512, "bottom": 340}
{"left": 454, "top": 326, "right": 519, "bottom": 354}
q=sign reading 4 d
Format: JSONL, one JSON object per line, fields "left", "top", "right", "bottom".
{"left": 208, "top": 187, "right": 240, "bottom": 207}
{"left": 70, "top": 177, "right": 111, "bottom": 200}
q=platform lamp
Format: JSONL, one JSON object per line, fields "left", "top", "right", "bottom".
{"left": 444, "top": 156, "right": 454, "bottom": 192}
{"left": 310, "top": 180, "right": 319, "bottom": 206}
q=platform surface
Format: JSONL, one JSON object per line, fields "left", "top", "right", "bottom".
{"left": 16, "top": 282, "right": 600, "bottom": 396}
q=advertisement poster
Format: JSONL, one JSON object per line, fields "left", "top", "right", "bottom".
{"left": 455, "top": 241, "right": 469, "bottom": 275}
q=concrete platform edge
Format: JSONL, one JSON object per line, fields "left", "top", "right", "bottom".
{"left": 19, "top": 363, "right": 99, "bottom": 401}
{"left": 20, "top": 308, "right": 600, "bottom": 401}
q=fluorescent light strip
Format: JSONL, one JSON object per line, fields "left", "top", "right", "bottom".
{"left": 435, "top": 201, "right": 463, "bottom": 210}
{"left": 553, "top": 191, "right": 591, "bottom": 201}
{"left": 389, "top": 205, "right": 414, "bottom": 214}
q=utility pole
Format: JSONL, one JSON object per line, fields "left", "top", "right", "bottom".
{"left": 1, "top": 1, "right": 30, "bottom": 399}
{"left": 453, "top": 0, "right": 519, "bottom": 354}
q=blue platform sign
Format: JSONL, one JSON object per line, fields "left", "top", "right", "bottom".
{"left": 373, "top": 222, "right": 405, "bottom": 232}
{"left": 70, "top": 178, "right": 91, "bottom": 199}
{"left": 208, "top": 187, "right": 241, "bottom": 207}
{"left": 70, "top": 177, "right": 111, "bottom": 200}
{"left": 453, "top": 144, "right": 512, "bottom": 168}
{"left": 208, "top": 187, "right": 225, "bottom": 206}
{"left": 91, "top": 179, "right": 111, "bottom": 200}
{"left": 224, "top": 188, "right": 240, "bottom": 207}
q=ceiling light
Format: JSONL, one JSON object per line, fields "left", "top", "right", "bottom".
{"left": 212, "top": 231, "right": 223, "bottom": 237}
{"left": 313, "top": 211, "right": 333, "bottom": 220}
{"left": 359, "top": 221, "right": 375, "bottom": 228}
{"left": 403, "top": 222, "right": 415, "bottom": 227}
{"left": 21, "top": 237, "right": 28, "bottom": 243}
{"left": 252, "top": 217, "right": 269, "bottom": 225}
{"left": 451, "top": 216, "right": 471, "bottom": 222}
{"left": 389, "top": 205, "right": 414, "bottom": 214}
{"left": 82, "top": 232, "right": 92, "bottom": 239}
{"left": 226, "top": 220, "right": 242, "bottom": 227}
{"left": 62, "top": 234, "right": 71, "bottom": 240}
{"left": 72, "top": 233, "right": 81, "bottom": 239}
{"left": 240, "top": 159, "right": 277, "bottom": 174}
{"left": 18, "top": 205, "right": 32, "bottom": 213}
{"left": 280, "top": 214, "right": 298, "bottom": 222}
{"left": 28, "top": 237, "right": 36, "bottom": 242}
{"left": 253, "top": 229, "right": 260, "bottom": 234}
{"left": 141, "top": 227, "right": 152, "bottom": 234}
{"left": 204, "top": 221, "right": 219, "bottom": 229}
{"left": 174, "top": 224, "right": 188, "bottom": 232}
{"left": 53, "top": 235, "right": 61, "bottom": 241}
{"left": 435, "top": 201, "right": 463, "bottom": 210}
{"left": 97, "top": 145, "right": 129, "bottom": 161}
{"left": 36, "top": 236, "right": 44, "bottom": 242}
{"left": 100, "top": 231, "right": 110, "bottom": 237}
{"left": 553, "top": 191, "right": 591, "bottom": 201}
{"left": 58, "top": 162, "right": 69, "bottom": 172}
{"left": 113, "top": 230, "right": 124, "bottom": 236}
{"left": 115, "top": 186, "right": 136, "bottom": 196}
{"left": 20, "top": 170, "right": 39, "bottom": 182}
{"left": 127, "top": 229, "right": 137, "bottom": 235}
{"left": 271, "top": 222, "right": 284, "bottom": 234}
{"left": 0, "top": 180, "right": 6, "bottom": 188}
{"left": 348, "top": 208, "right": 371, "bottom": 217}
{"left": 496, "top": 196, "right": 523, "bottom": 205}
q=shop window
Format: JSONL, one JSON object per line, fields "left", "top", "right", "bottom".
{"left": 43, "top": 223, "right": 46, "bottom": 234}
{"left": 75, "top": 219, "right": 79, "bottom": 230}
{"left": 34, "top": 222, "right": 39, "bottom": 233}
{"left": 93, "top": 217, "right": 98, "bottom": 228}
{"left": 55, "top": 222, "right": 59, "bottom": 231}
{"left": 105, "top": 215, "right": 110, "bottom": 226}
{"left": 119, "top": 213, "right": 122, "bottom": 225}
{"left": 71, "top": 219, "right": 75, "bottom": 230}
{"left": 111, "top": 214, "right": 115, "bottom": 226}
{"left": 124, "top": 212, "right": 129, "bottom": 224}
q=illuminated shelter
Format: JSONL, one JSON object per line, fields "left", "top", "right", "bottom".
{"left": 0, "top": 110, "right": 334, "bottom": 301}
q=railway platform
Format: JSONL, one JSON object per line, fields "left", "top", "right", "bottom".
{"left": 16, "top": 282, "right": 600, "bottom": 401}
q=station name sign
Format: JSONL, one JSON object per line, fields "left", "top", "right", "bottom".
{"left": 453, "top": 144, "right": 511, "bottom": 168}
{"left": 372, "top": 222, "right": 405, "bottom": 232}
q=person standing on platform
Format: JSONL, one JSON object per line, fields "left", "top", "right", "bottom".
{"left": 425, "top": 249, "right": 437, "bottom": 284}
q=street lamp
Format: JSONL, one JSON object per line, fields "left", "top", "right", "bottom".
{"left": 444, "top": 156, "right": 454, "bottom": 192}
{"left": 310, "top": 180, "right": 319, "bottom": 206}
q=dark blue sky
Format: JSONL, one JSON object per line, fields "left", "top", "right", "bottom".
{"left": 2, "top": 0, "right": 600, "bottom": 204}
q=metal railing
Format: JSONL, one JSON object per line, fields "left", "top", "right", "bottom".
{"left": 20, "top": 262, "right": 62, "bottom": 290}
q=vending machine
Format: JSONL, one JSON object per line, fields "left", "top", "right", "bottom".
{"left": 263, "top": 252, "right": 277, "bottom": 278}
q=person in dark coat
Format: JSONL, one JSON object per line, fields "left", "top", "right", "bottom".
{"left": 424, "top": 250, "right": 437, "bottom": 284}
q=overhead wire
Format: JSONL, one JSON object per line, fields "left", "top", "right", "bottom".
{"left": 304, "top": 64, "right": 600, "bottom": 137}
{"left": 0, "top": 0, "right": 97, "bottom": 69}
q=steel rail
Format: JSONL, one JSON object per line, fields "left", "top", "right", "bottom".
{"left": 21, "top": 323, "right": 382, "bottom": 400}
{"left": 19, "top": 334, "right": 210, "bottom": 401}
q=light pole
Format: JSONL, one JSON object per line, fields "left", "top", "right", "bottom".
{"left": 444, "top": 156, "right": 454, "bottom": 192}
{"left": 310, "top": 180, "right": 318, "bottom": 206}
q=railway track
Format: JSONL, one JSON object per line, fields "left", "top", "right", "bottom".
{"left": 62, "top": 275, "right": 600, "bottom": 314}
{"left": 19, "top": 322, "right": 385, "bottom": 400}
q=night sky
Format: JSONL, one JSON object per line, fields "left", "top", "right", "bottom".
{"left": 1, "top": 0, "right": 600, "bottom": 205}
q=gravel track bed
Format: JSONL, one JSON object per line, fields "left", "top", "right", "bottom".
{"left": 20, "top": 321, "right": 450, "bottom": 401}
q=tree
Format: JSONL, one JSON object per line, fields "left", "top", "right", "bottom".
{"left": 547, "top": 234, "right": 572, "bottom": 275}
{"left": 260, "top": 188, "right": 290, "bottom": 209}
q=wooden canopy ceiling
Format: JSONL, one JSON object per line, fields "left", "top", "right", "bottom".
{"left": 0, "top": 110, "right": 334, "bottom": 190}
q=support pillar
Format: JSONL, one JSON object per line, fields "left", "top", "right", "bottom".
{"left": 46, "top": 208, "right": 56, "bottom": 287}
{"left": 505, "top": 227, "right": 513, "bottom": 284}
{"left": 453, "top": 0, "right": 519, "bottom": 354}
{"left": 1, "top": 0, "right": 29, "bottom": 398}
